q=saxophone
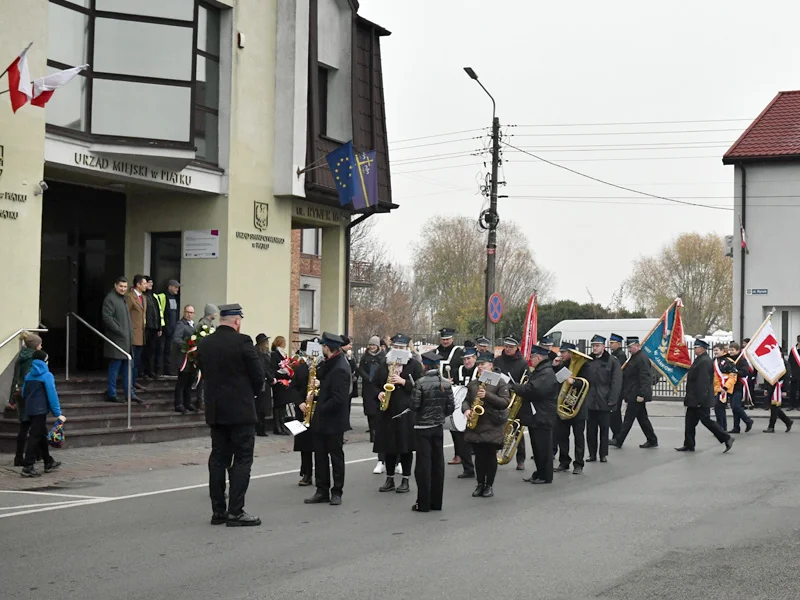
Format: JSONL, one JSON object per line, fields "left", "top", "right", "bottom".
{"left": 466, "top": 381, "right": 486, "bottom": 430}
{"left": 498, "top": 374, "right": 527, "bottom": 465}
{"left": 303, "top": 356, "right": 319, "bottom": 427}
{"left": 381, "top": 361, "right": 400, "bottom": 411}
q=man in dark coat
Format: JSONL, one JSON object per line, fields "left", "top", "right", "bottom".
{"left": 358, "top": 336, "right": 387, "bottom": 473}
{"left": 513, "top": 345, "right": 559, "bottom": 484}
{"left": 161, "top": 280, "right": 181, "bottom": 375}
{"left": 197, "top": 303, "right": 264, "bottom": 527}
{"left": 676, "top": 339, "right": 734, "bottom": 453}
{"left": 763, "top": 356, "right": 793, "bottom": 433}
{"left": 610, "top": 336, "right": 658, "bottom": 449}
{"left": 608, "top": 333, "right": 627, "bottom": 440}
{"left": 254, "top": 333, "right": 275, "bottom": 436}
{"left": 495, "top": 335, "right": 530, "bottom": 470}
{"left": 303, "top": 332, "right": 352, "bottom": 506}
{"left": 451, "top": 347, "right": 478, "bottom": 478}
{"left": 436, "top": 327, "right": 464, "bottom": 380}
{"left": 580, "top": 335, "right": 622, "bottom": 463}
{"left": 374, "top": 334, "right": 424, "bottom": 494}
{"left": 101, "top": 276, "right": 140, "bottom": 404}
{"left": 553, "top": 343, "right": 588, "bottom": 474}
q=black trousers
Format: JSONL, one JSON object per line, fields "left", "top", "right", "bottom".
{"left": 587, "top": 410, "right": 611, "bottom": 459}
{"left": 610, "top": 405, "right": 623, "bottom": 439}
{"left": 451, "top": 431, "right": 474, "bottom": 474}
{"left": 23, "top": 414, "right": 51, "bottom": 468}
{"left": 516, "top": 428, "right": 537, "bottom": 465}
{"left": 414, "top": 426, "right": 445, "bottom": 511}
{"left": 208, "top": 424, "right": 255, "bottom": 516}
{"left": 15, "top": 419, "right": 31, "bottom": 460}
{"left": 616, "top": 401, "right": 658, "bottom": 446}
{"left": 314, "top": 433, "right": 345, "bottom": 496}
{"left": 473, "top": 443, "right": 498, "bottom": 486}
{"left": 683, "top": 406, "right": 730, "bottom": 449}
{"left": 143, "top": 329, "right": 160, "bottom": 376}
{"left": 530, "top": 427, "right": 553, "bottom": 482}
{"left": 385, "top": 452, "right": 413, "bottom": 477}
{"left": 792, "top": 380, "right": 800, "bottom": 409}
{"left": 769, "top": 405, "right": 792, "bottom": 429}
{"left": 174, "top": 370, "right": 194, "bottom": 410}
{"left": 556, "top": 418, "right": 585, "bottom": 467}
{"left": 300, "top": 450, "right": 313, "bottom": 477}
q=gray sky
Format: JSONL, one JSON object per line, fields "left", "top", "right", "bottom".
{"left": 357, "top": 0, "right": 800, "bottom": 305}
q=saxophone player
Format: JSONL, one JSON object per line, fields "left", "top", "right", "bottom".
{"left": 375, "top": 334, "right": 423, "bottom": 494}
{"left": 291, "top": 340, "right": 314, "bottom": 486}
{"left": 494, "top": 335, "right": 530, "bottom": 471}
{"left": 462, "top": 353, "right": 509, "bottom": 498}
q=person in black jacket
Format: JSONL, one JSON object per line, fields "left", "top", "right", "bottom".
{"left": 162, "top": 280, "right": 181, "bottom": 376}
{"left": 513, "top": 345, "right": 560, "bottom": 484}
{"left": 609, "top": 333, "right": 627, "bottom": 440}
{"left": 676, "top": 339, "right": 734, "bottom": 453}
{"left": 358, "top": 336, "right": 387, "bottom": 473}
{"left": 291, "top": 341, "right": 315, "bottom": 485}
{"left": 303, "top": 332, "right": 352, "bottom": 506}
{"left": 727, "top": 342, "right": 754, "bottom": 433}
{"left": 581, "top": 335, "right": 622, "bottom": 463}
{"left": 196, "top": 303, "right": 265, "bottom": 527}
{"left": 494, "top": 335, "right": 530, "bottom": 470}
{"left": 436, "top": 327, "right": 464, "bottom": 378}
{"left": 142, "top": 276, "right": 163, "bottom": 379}
{"left": 553, "top": 344, "right": 587, "bottom": 474}
{"left": 410, "top": 351, "right": 455, "bottom": 512}
{"left": 254, "top": 334, "right": 275, "bottom": 437}
{"left": 610, "top": 336, "right": 658, "bottom": 449}
{"left": 451, "top": 347, "right": 478, "bottom": 478}
{"left": 763, "top": 355, "right": 793, "bottom": 433}
{"left": 270, "top": 336, "right": 292, "bottom": 436}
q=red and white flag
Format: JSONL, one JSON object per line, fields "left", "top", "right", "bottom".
{"left": 31, "top": 64, "right": 88, "bottom": 107}
{"left": 5, "top": 43, "right": 33, "bottom": 113}
{"left": 520, "top": 293, "right": 537, "bottom": 365}
{"left": 744, "top": 318, "right": 786, "bottom": 385}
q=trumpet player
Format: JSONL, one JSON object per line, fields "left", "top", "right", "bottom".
{"left": 583, "top": 335, "right": 622, "bottom": 463}
{"left": 462, "top": 353, "right": 510, "bottom": 498}
{"left": 494, "top": 335, "right": 530, "bottom": 471}
{"left": 375, "top": 334, "right": 423, "bottom": 494}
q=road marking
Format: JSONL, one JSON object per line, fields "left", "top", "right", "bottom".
{"left": 0, "top": 500, "right": 89, "bottom": 511}
{"left": 0, "top": 490, "right": 106, "bottom": 500}
{"left": 0, "top": 499, "right": 109, "bottom": 519}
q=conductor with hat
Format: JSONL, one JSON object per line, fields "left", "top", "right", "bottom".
{"left": 303, "top": 332, "right": 352, "bottom": 506}
{"left": 196, "top": 303, "right": 265, "bottom": 527}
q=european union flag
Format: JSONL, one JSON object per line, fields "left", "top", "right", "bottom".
{"left": 326, "top": 141, "right": 356, "bottom": 207}
{"left": 326, "top": 142, "right": 379, "bottom": 210}
{"left": 641, "top": 300, "right": 691, "bottom": 389}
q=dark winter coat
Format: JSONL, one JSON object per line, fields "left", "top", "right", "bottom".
{"left": 513, "top": 359, "right": 559, "bottom": 429}
{"left": 373, "top": 358, "right": 423, "bottom": 454}
{"left": 462, "top": 376, "right": 509, "bottom": 447}
{"left": 255, "top": 350, "right": 273, "bottom": 416}
{"left": 410, "top": 370, "right": 455, "bottom": 427}
{"left": 454, "top": 363, "right": 478, "bottom": 386}
{"left": 357, "top": 350, "right": 386, "bottom": 417}
{"left": 612, "top": 347, "right": 628, "bottom": 368}
{"left": 144, "top": 291, "right": 161, "bottom": 332}
{"left": 270, "top": 349, "right": 292, "bottom": 409}
{"left": 582, "top": 351, "right": 622, "bottom": 412}
{"left": 733, "top": 355, "right": 753, "bottom": 395}
{"left": 621, "top": 349, "right": 653, "bottom": 403}
{"left": 101, "top": 288, "right": 133, "bottom": 361}
{"left": 495, "top": 350, "right": 529, "bottom": 385}
{"left": 291, "top": 359, "right": 314, "bottom": 452}
{"left": 310, "top": 350, "right": 352, "bottom": 436}
{"left": 790, "top": 347, "right": 800, "bottom": 378}
{"left": 163, "top": 291, "right": 180, "bottom": 337}
{"left": 9, "top": 347, "right": 35, "bottom": 422}
{"left": 22, "top": 360, "right": 62, "bottom": 418}
{"left": 197, "top": 325, "right": 264, "bottom": 426}
{"left": 684, "top": 351, "right": 714, "bottom": 409}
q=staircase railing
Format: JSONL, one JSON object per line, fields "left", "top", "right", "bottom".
{"left": 66, "top": 313, "right": 133, "bottom": 429}
{"left": 0, "top": 328, "right": 49, "bottom": 352}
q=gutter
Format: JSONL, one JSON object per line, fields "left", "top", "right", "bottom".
{"left": 739, "top": 165, "right": 747, "bottom": 340}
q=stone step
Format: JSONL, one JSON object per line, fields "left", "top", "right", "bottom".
{"left": 53, "top": 389, "right": 175, "bottom": 404}
{"left": 0, "top": 410, "right": 206, "bottom": 434}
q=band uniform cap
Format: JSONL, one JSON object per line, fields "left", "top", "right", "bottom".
{"left": 340, "top": 335, "right": 351, "bottom": 346}
{"left": 463, "top": 347, "right": 478, "bottom": 357}
{"left": 560, "top": 342, "right": 577, "bottom": 352}
{"left": 610, "top": 333, "right": 624, "bottom": 343}
{"left": 219, "top": 303, "right": 244, "bottom": 317}
{"left": 255, "top": 333, "right": 269, "bottom": 345}
{"left": 539, "top": 335, "right": 554, "bottom": 346}
{"left": 503, "top": 336, "right": 520, "bottom": 346}
{"left": 591, "top": 334, "right": 607, "bottom": 345}
{"left": 392, "top": 333, "right": 411, "bottom": 346}
{"left": 626, "top": 336, "right": 640, "bottom": 345}
{"left": 421, "top": 351, "right": 444, "bottom": 365}
{"left": 477, "top": 352, "right": 495, "bottom": 364}
{"left": 475, "top": 336, "right": 491, "bottom": 346}
{"left": 695, "top": 338, "right": 710, "bottom": 349}
{"left": 368, "top": 335, "right": 381, "bottom": 346}
{"left": 321, "top": 332, "right": 345, "bottom": 348}
{"left": 168, "top": 279, "right": 182, "bottom": 287}
{"left": 438, "top": 328, "right": 455, "bottom": 339}
{"left": 529, "top": 345, "right": 549, "bottom": 357}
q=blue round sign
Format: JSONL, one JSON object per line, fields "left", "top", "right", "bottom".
{"left": 488, "top": 293, "right": 503, "bottom": 323}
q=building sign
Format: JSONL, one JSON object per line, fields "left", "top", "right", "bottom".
{"left": 0, "top": 209, "right": 19, "bottom": 221}
{"left": 293, "top": 199, "right": 347, "bottom": 226}
{"left": 746, "top": 289, "right": 769, "bottom": 295}
{"left": 73, "top": 153, "right": 194, "bottom": 187}
{"left": 254, "top": 201, "right": 269, "bottom": 231}
{"left": 0, "top": 144, "right": 24, "bottom": 221}
{"left": 184, "top": 230, "right": 220, "bottom": 259}
{"left": 235, "top": 231, "right": 286, "bottom": 251}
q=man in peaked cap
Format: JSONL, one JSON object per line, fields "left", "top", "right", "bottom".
{"left": 436, "top": 328, "right": 464, "bottom": 381}
{"left": 582, "top": 334, "right": 621, "bottom": 464}
{"left": 610, "top": 336, "right": 658, "bottom": 450}
{"left": 494, "top": 334, "right": 529, "bottom": 470}
{"left": 475, "top": 337, "right": 492, "bottom": 355}
{"left": 196, "top": 303, "right": 265, "bottom": 527}
{"left": 608, "top": 333, "right": 627, "bottom": 441}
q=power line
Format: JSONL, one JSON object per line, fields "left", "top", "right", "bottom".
{"left": 391, "top": 149, "right": 486, "bottom": 165}
{"left": 501, "top": 140, "right": 732, "bottom": 212}
{"left": 389, "top": 136, "right": 482, "bottom": 151}
{"left": 508, "top": 118, "right": 751, "bottom": 128}
{"left": 509, "top": 128, "right": 743, "bottom": 137}
{"left": 388, "top": 128, "right": 485, "bottom": 144}
{"left": 506, "top": 155, "right": 721, "bottom": 163}
{"left": 508, "top": 144, "right": 730, "bottom": 153}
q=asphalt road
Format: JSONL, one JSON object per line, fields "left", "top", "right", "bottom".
{"left": 2, "top": 416, "right": 800, "bottom": 600}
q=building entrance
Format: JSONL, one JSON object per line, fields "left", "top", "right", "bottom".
{"left": 39, "top": 182, "right": 126, "bottom": 371}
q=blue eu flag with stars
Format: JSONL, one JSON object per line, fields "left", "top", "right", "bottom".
{"left": 326, "top": 141, "right": 357, "bottom": 207}
{"left": 325, "top": 141, "right": 378, "bottom": 210}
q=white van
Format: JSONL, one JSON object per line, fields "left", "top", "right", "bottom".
{"left": 544, "top": 318, "right": 660, "bottom": 348}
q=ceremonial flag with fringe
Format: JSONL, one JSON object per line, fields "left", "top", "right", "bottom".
{"left": 640, "top": 298, "right": 691, "bottom": 389}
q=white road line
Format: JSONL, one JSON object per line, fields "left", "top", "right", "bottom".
{"left": 0, "top": 500, "right": 89, "bottom": 511}
{"left": 0, "top": 490, "right": 107, "bottom": 500}
{"left": 0, "top": 498, "right": 109, "bottom": 519}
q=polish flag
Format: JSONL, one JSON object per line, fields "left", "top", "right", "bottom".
{"left": 744, "top": 318, "right": 786, "bottom": 385}
{"left": 31, "top": 64, "right": 88, "bottom": 107}
{"left": 5, "top": 44, "right": 33, "bottom": 113}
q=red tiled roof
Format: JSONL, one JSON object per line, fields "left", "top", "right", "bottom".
{"left": 723, "top": 91, "right": 800, "bottom": 163}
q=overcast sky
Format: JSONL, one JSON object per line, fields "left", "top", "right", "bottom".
{"left": 356, "top": 0, "right": 800, "bottom": 305}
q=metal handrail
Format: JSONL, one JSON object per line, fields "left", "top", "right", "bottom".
{"left": 0, "top": 328, "right": 49, "bottom": 351}
{"left": 66, "top": 312, "right": 133, "bottom": 429}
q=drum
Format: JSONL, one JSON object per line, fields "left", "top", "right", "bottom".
{"left": 446, "top": 385, "right": 469, "bottom": 432}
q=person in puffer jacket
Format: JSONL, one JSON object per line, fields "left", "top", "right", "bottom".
{"left": 20, "top": 351, "right": 65, "bottom": 478}
{"left": 409, "top": 351, "right": 455, "bottom": 513}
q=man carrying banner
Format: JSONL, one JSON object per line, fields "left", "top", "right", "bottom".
{"left": 675, "top": 339, "right": 734, "bottom": 453}
{"left": 610, "top": 336, "right": 658, "bottom": 449}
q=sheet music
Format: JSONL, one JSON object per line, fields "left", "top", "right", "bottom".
{"left": 386, "top": 349, "right": 412, "bottom": 364}
{"left": 499, "top": 373, "right": 511, "bottom": 384}
{"left": 285, "top": 420, "right": 308, "bottom": 436}
{"left": 479, "top": 370, "right": 503, "bottom": 386}
{"left": 306, "top": 341, "right": 323, "bottom": 357}
{"left": 555, "top": 367, "right": 572, "bottom": 384}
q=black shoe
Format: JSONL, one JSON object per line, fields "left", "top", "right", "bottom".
{"left": 185, "top": 406, "right": 197, "bottom": 413}
{"left": 44, "top": 460, "right": 61, "bottom": 473}
{"left": 787, "top": 420, "right": 794, "bottom": 433}
{"left": 210, "top": 513, "right": 227, "bottom": 525}
{"left": 531, "top": 478, "right": 551, "bottom": 484}
{"left": 132, "top": 395, "right": 144, "bottom": 404}
{"left": 256, "top": 431, "right": 268, "bottom": 437}
{"left": 609, "top": 440, "right": 621, "bottom": 449}
{"left": 675, "top": 446, "right": 695, "bottom": 451}
{"left": 472, "top": 484, "right": 485, "bottom": 497}
{"left": 724, "top": 437, "right": 735, "bottom": 453}
{"left": 745, "top": 422, "right": 753, "bottom": 432}
{"left": 330, "top": 495, "right": 342, "bottom": 506}
{"left": 554, "top": 464, "right": 570, "bottom": 473}
{"left": 304, "top": 491, "right": 330, "bottom": 504}
{"left": 481, "top": 485, "right": 494, "bottom": 498}
{"left": 639, "top": 441, "right": 658, "bottom": 449}
{"left": 298, "top": 474, "right": 312, "bottom": 487}
{"left": 600, "top": 457, "right": 608, "bottom": 463}
{"left": 105, "top": 394, "right": 123, "bottom": 403}
{"left": 396, "top": 478, "right": 410, "bottom": 494}
{"left": 457, "top": 472, "right": 475, "bottom": 479}
{"left": 379, "top": 477, "right": 396, "bottom": 492}
{"left": 411, "top": 503, "right": 429, "bottom": 512}
{"left": 573, "top": 466, "right": 583, "bottom": 474}
{"left": 226, "top": 511, "right": 261, "bottom": 527}
{"left": 763, "top": 428, "right": 775, "bottom": 433}
{"left": 586, "top": 456, "right": 597, "bottom": 462}
{"left": 21, "top": 466, "right": 41, "bottom": 478}
{"left": 727, "top": 429, "right": 741, "bottom": 434}
{"left": 175, "top": 407, "right": 187, "bottom": 414}
{"left": 13, "top": 455, "right": 23, "bottom": 467}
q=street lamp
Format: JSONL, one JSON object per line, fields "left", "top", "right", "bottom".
{"left": 464, "top": 66, "right": 500, "bottom": 344}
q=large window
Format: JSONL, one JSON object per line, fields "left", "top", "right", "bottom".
{"left": 299, "top": 290, "right": 315, "bottom": 330}
{"left": 46, "top": 0, "right": 221, "bottom": 163}
{"left": 301, "top": 229, "right": 322, "bottom": 256}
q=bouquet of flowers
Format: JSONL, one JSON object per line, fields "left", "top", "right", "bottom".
{"left": 180, "top": 324, "right": 216, "bottom": 372}
{"left": 278, "top": 356, "right": 301, "bottom": 386}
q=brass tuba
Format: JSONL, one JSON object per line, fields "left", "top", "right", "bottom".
{"left": 557, "top": 349, "right": 593, "bottom": 420}
{"left": 381, "top": 360, "right": 400, "bottom": 411}
{"left": 303, "top": 355, "right": 320, "bottom": 427}
{"left": 498, "top": 374, "right": 527, "bottom": 465}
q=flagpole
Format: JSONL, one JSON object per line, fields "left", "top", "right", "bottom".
{"left": 0, "top": 42, "right": 33, "bottom": 81}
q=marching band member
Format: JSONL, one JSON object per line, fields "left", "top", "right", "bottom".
{"left": 494, "top": 335, "right": 529, "bottom": 471}
{"left": 554, "top": 343, "right": 587, "bottom": 475}
{"left": 540, "top": 336, "right": 558, "bottom": 365}
{"left": 475, "top": 336, "right": 492, "bottom": 356}
{"left": 291, "top": 340, "right": 314, "bottom": 486}
{"left": 727, "top": 343, "right": 754, "bottom": 433}
{"left": 463, "top": 353, "right": 509, "bottom": 498}
{"left": 552, "top": 342, "right": 578, "bottom": 458}
{"left": 512, "top": 345, "right": 559, "bottom": 485}
{"left": 609, "top": 333, "right": 627, "bottom": 442}
{"left": 450, "top": 346, "right": 478, "bottom": 478}
{"left": 610, "top": 336, "right": 658, "bottom": 449}
{"left": 763, "top": 354, "right": 793, "bottom": 433}
{"left": 712, "top": 343, "right": 737, "bottom": 430}
{"left": 582, "top": 335, "right": 622, "bottom": 464}
{"left": 675, "top": 339, "right": 735, "bottom": 453}
{"left": 436, "top": 327, "right": 464, "bottom": 379}
{"left": 357, "top": 336, "right": 387, "bottom": 473}
{"left": 410, "top": 351, "right": 455, "bottom": 512}
{"left": 375, "top": 334, "right": 423, "bottom": 494}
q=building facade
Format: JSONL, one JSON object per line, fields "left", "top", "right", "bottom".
{"left": 724, "top": 90, "right": 800, "bottom": 348}
{"left": 0, "top": 0, "right": 394, "bottom": 387}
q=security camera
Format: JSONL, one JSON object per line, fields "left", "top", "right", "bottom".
{"left": 33, "top": 181, "right": 48, "bottom": 196}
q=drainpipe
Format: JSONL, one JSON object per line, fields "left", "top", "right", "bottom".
{"left": 739, "top": 165, "right": 747, "bottom": 341}
{"left": 344, "top": 210, "right": 378, "bottom": 336}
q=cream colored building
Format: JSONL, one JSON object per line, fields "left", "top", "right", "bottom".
{"left": 0, "top": 0, "right": 394, "bottom": 385}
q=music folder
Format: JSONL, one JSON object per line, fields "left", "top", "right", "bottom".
{"left": 386, "top": 349, "right": 412, "bottom": 364}
{"left": 555, "top": 367, "right": 572, "bottom": 384}
{"left": 479, "top": 370, "right": 503, "bottom": 386}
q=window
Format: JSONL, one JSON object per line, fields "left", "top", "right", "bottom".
{"left": 318, "top": 67, "right": 329, "bottom": 137}
{"left": 45, "top": 1, "right": 222, "bottom": 162}
{"left": 301, "top": 229, "right": 321, "bottom": 256}
{"left": 299, "top": 290, "right": 315, "bottom": 330}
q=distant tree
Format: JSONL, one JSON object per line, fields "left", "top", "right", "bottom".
{"left": 625, "top": 232, "right": 732, "bottom": 335}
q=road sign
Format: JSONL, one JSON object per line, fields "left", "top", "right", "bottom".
{"left": 488, "top": 293, "right": 503, "bottom": 323}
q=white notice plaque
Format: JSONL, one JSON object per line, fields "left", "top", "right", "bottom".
{"left": 183, "top": 229, "right": 220, "bottom": 259}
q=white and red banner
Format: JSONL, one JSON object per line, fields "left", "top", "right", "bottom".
{"left": 31, "top": 64, "right": 88, "bottom": 107}
{"left": 520, "top": 293, "right": 537, "bottom": 365}
{"left": 744, "top": 317, "right": 786, "bottom": 386}
{"left": 6, "top": 43, "right": 32, "bottom": 113}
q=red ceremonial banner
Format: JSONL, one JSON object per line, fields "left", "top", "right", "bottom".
{"left": 666, "top": 299, "right": 692, "bottom": 369}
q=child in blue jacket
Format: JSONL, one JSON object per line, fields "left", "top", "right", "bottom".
{"left": 21, "top": 351, "right": 66, "bottom": 477}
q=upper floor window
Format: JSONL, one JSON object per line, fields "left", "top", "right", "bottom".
{"left": 317, "top": 67, "right": 329, "bottom": 137}
{"left": 301, "top": 228, "right": 322, "bottom": 256}
{"left": 45, "top": 0, "right": 222, "bottom": 163}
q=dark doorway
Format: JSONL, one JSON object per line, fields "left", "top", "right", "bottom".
{"left": 150, "top": 232, "right": 182, "bottom": 294}
{"left": 39, "top": 182, "right": 126, "bottom": 371}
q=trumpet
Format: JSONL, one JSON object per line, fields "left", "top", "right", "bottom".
{"left": 466, "top": 381, "right": 485, "bottom": 430}
{"left": 381, "top": 360, "right": 400, "bottom": 411}
{"left": 303, "top": 355, "right": 319, "bottom": 427}
{"left": 498, "top": 374, "right": 527, "bottom": 465}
